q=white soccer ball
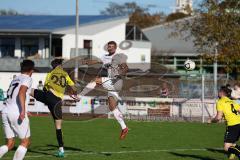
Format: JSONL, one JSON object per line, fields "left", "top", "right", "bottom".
{"left": 184, "top": 59, "right": 196, "bottom": 71}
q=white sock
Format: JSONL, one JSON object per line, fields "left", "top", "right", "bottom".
{"left": 112, "top": 108, "right": 127, "bottom": 130}
{"left": 13, "top": 145, "right": 27, "bottom": 160}
{"left": 0, "top": 145, "right": 8, "bottom": 158}
{"left": 59, "top": 147, "right": 64, "bottom": 153}
{"left": 80, "top": 81, "right": 96, "bottom": 96}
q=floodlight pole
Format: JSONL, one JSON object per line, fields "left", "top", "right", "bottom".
{"left": 74, "top": 0, "right": 79, "bottom": 81}
{"left": 214, "top": 43, "right": 218, "bottom": 100}
{"left": 200, "top": 58, "right": 205, "bottom": 123}
{"left": 201, "top": 71, "right": 205, "bottom": 123}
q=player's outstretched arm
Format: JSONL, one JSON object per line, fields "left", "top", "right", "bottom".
{"left": 208, "top": 111, "right": 223, "bottom": 123}
{"left": 68, "top": 85, "right": 80, "bottom": 102}
{"left": 18, "top": 85, "right": 28, "bottom": 121}
{"left": 82, "top": 59, "right": 102, "bottom": 65}
{"left": 66, "top": 75, "right": 80, "bottom": 102}
{"left": 119, "top": 63, "right": 129, "bottom": 76}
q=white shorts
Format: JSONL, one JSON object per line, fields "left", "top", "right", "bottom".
{"left": 101, "top": 77, "right": 123, "bottom": 100}
{"left": 2, "top": 113, "right": 30, "bottom": 139}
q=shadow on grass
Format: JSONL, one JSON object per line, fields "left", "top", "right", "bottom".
{"left": 170, "top": 152, "right": 219, "bottom": 160}
{"left": 206, "top": 148, "right": 225, "bottom": 154}
{"left": 8, "top": 146, "right": 53, "bottom": 157}
{"left": 169, "top": 147, "right": 227, "bottom": 160}
{"left": 28, "top": 148, "right": 54, "bottom": 157}
{"left": 29, "top": 144, "right": 113, "bottom": 157}
{"left": 47, "top": 144, "right": 84, "bottom": 152}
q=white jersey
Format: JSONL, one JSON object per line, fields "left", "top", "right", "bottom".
{"left": 2, "top": 74, "right": 32, "bottom": 114}
{"left": 101, "top": 53, "right": 127, "bottom": 78}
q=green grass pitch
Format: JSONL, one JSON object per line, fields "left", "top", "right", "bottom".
{"left": 0, "top": 116, "right": 229, "bottom": 160}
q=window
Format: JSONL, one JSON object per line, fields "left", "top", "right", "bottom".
{"left": 52, "top": 38, "right": 62, "bottom": 57}
{"left": 70, "top": 48, "right": 88, "bottom": 58}
{"left": 126, "top": 25, "right": 149, "bottom": 41}
{"left": 83, "top": 40, "right": 92, "bottom": 58}
{"left": 21, "top": 38, "right": 38, "bottom": 58}
{"left": 44, "top": 38, "right": 49, "bottom": 58}
{"left": 0, "top": 38, "right": 15, "bottom": 58}
{"left": 141, "top": 54, "right": 146, "bottom": 62}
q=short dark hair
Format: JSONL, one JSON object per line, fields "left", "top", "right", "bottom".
{"left": 107, "top": 41, "right": 117, "bottom": 47}
{"left": 220, "top": 85, "right": 232, "bottom": 97}
{"left": 20, "top": 60, "right": 35, "bottom": 73}
{"left": 51, "top": 59, "right": 64, "bottom": 69}
{"left": 226, "top": 84, "right": 231, "bottom": 88}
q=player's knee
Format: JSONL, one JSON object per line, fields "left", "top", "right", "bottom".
{"left": 7, "top": 143, "right": 14, "bottom": 150}
{"left": 224, "top": 146, "right": 229, "bottom": 151}
{"left": 108, "top": 97, "right": 117, "bottom": 111}
{"left": 6, "top": 139, "right": 15, "bottom": 150}
{"left": 224, "top": 144, "right": 232, "bottom": 151}
{"left": 21, "top": 138, "right": 31, "bottom": 148}
{"left": 109, "top": 105, "right": 115, "bottom": 111}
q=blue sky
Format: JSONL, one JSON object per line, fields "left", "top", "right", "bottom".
{"left": 0, "top": 0, "right": 202, "bottom": 15}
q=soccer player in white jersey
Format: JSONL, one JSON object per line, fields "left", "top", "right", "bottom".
{"left": 0, "top": 60, "right": 35, "bottom": 160}
{"left": 80, "top": 41, "right": 129, "bottom": 139}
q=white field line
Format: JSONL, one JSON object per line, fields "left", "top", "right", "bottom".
{"left": 4, "top": 147, "right": 222, "bottom": 159}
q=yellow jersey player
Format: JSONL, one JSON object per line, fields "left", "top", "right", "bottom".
{"left": 30, "top": 59, "right": 79, "bottom": 157}
{"left": 209, "top": 86, "right": 240, "bottom": 159}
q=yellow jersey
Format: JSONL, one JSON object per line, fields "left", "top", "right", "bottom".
{"left": 44, "top": 66, "right": 75, "bottom": 99}
{"left": 217, "top": 96, "right": 240, "bottom": 126}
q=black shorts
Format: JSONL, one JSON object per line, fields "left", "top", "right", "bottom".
{"left": 224, "top": 124, "right": 240, "bottom": 143}
{"left": 34, "top": 89, "right": 62, "bottom": 120}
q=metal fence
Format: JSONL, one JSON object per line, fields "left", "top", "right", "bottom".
{"left": 121, "top": 73, "right": 232, "bottom": 99}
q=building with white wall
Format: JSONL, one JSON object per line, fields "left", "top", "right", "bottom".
{"left": 0, "top": 15, "right": 151, "bottom": 71}
{"left": 0, "top": 15, "right": 151, "bottom": 92}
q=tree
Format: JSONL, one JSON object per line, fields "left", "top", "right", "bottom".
{"left": 100, "top": 2, "right": 147, "bottom": 16}
{"left": 100, "top": 2, "right": 164, "bottom": 28}
{"left": 166, "top": 12, "right": 189, "bottom": 22}
{"left": 0, "top": 9, "right": 21, "bottom": 16}
{"left": 175, "top": 0, "right": 240, "bottom": 72}
{"left": 128, "top": 10, "right": 163, "bottom": 28}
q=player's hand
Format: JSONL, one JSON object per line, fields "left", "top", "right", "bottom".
{"left": 70, "top": 94, "right": 80, "bottom": 102}
{"left": 19, "top": 112, "right": 25, "bottom": 121}
{"left": 95, "top": 78, "right": 102, "bottom": 85}
{"left": 118, "top": 64, "right": 125, "bottom": 69}
{"left": 118, "top": 64, "right": 128, "bottom": 75}
{"left": 207, "top": 117, "right": 212, "bottom": 124}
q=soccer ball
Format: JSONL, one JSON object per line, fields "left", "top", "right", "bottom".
{"left": 184, "top": 59, "right": 195, "bottom": 71}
